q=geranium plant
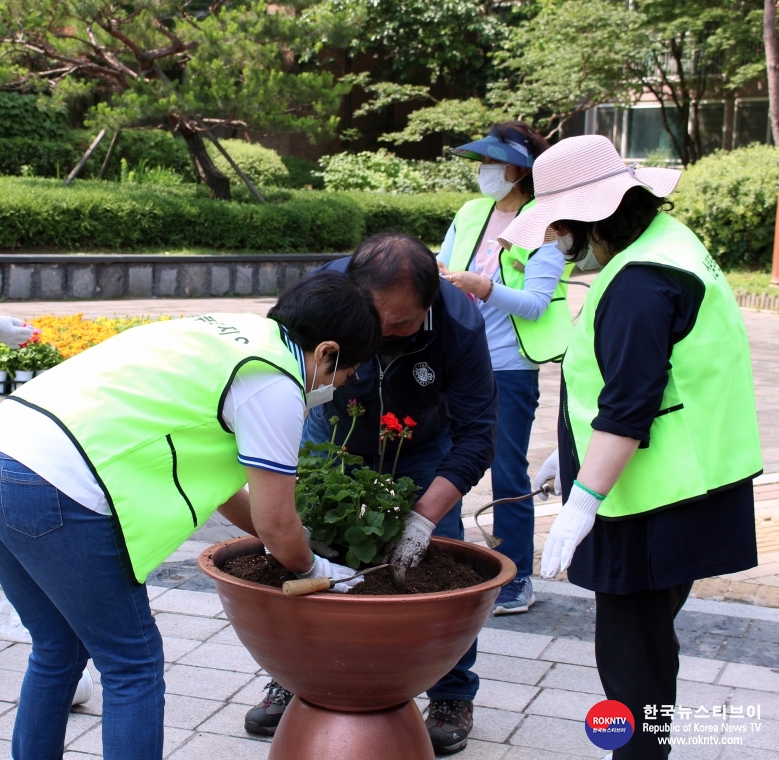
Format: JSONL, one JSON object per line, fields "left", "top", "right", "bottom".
{"left": 296, "top": 400, "right": 419, "bottom": 569}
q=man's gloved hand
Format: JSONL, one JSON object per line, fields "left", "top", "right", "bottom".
{"left": 387, "top": 511, "right": 435, "bottom": 568}
{"left": 299, "top": 555, "right": 363, "bottom": 593}
{"left": 0, "top": 317, "right": 38, "bottom": 349}
{"left": 534, "top": 450, "right": 561, "bottom": 502}
{"left": 302, "top": 526, "right": 340, "bottom": 560}
{"left": 540, "top": 482, "right": 603, "bottom": 579}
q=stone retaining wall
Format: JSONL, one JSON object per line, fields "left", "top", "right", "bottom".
{"left": 0, "top": 254, "right": 347, "bottom": 300}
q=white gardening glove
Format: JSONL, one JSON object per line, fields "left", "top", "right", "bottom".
{"left": 387, "top": 511, "right": 435, "bottom": 568}
{"left": 0, "top": 317, "right": 38, "bottom": 349}
{"left": 540, "top": 482, "right": 603, "bottom": 579}
{"left": 299, "top": 555, "right": 363, "bottom": 593}
{"left": 534, "top": 449, "right": 561, "bottom": 502}
{"left": 302, "top": 526, "right": 340, "bottom": 560}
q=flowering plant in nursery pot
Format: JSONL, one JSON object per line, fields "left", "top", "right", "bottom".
{"left": 296, "top": 400, "right": 419, "bottom": 569}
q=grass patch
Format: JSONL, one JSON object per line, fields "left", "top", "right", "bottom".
{"left": 725, "top": 270, "right": 779, "bottom": 296}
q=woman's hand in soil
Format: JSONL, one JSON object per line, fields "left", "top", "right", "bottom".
{"left": 386, "top": 511, "right": 435, "bottom": 568}
{"left": 299, "top": 556, "right": 364, "bottom": 593}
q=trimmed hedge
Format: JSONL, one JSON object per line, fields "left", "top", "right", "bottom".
{"left": 206, "top": 139, "right": 288, "bottom": 187}
{"left": 0, "top": 177, "right": 473, "bottom": 251}
{"left": 672, "top": 145, "right": 779, "bottom": 270}
{"left": 347, "top": 191, "right": 476, "bottom": 244}
{"left": 0, "top": 138, "right": 78, "bottom": 178}
{"left": 0, "top": 93, "right": 69, "bottom": 141}
{"left": 0, "top": 178, "right": 363, "bottom": 252}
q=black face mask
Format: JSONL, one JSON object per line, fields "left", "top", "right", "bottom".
{"left": 378, "top": 333, "right": 417, "bottom": 355}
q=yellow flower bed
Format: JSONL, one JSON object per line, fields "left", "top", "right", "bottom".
{"left": 30, "top": 314, "right": 171, "bottom": 360}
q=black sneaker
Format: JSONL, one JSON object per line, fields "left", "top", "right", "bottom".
{"left": 244, "top": 680, "right": 294, "bottom": 735}
{"left": 425, "top": 699, "right": 473, "bottom": 754}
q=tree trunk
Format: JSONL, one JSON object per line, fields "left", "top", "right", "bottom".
{"left": 178, "top": 122, "right": 231, "bottom": 200}
{"left": 765, "top": 0, "right": 779, "bottom": 145}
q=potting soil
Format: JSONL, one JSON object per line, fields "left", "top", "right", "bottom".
{"left": 220, "top": 546, "right": 489, "bottom": 595}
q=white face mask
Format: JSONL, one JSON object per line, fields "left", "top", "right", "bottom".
{"left": 478, "top": 163, "right": 516, "bottom": 201}
{"left": 305, "top": 352, "right": 339, "bottom": 410}
{"left": 576, "top": 244, "right": 601, "bottom": 272}
{"left": 556, "top": 234, "right": 601, "bottom": 272}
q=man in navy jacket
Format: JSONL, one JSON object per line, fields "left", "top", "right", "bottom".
{"left": 245, "top": 233, "right": 498, "bottom": 755}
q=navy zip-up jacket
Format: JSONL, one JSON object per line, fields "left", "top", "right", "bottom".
{"left": 316, "top": 258, "right": 498, "bottom": 496}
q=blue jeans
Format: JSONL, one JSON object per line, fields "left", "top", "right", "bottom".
{"left": 303, "top": 409, "right": 479, "bottom": 701}
{"left": 0, "top": 454, "right": 165, "bottom": 760}
{"left": 491, "top": 370, "right": 539, "bottom": 579}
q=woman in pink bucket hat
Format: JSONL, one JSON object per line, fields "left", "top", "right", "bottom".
{"left": 502, "top": 135, "right": 762, "bottom": 759}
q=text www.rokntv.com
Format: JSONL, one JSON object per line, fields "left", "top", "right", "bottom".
{"left": 657, "top": 736, "right": 743, "bottom": 746}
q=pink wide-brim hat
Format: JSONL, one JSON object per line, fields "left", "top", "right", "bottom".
{"left": 497, "top": 135, "right": 682, "bottom": 251}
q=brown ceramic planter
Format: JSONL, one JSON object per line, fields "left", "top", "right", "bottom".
{"left": 199, "top": 536, "right": 516, "bottom": 760}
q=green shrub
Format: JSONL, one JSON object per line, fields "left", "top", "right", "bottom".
{"left": 672, "top": 145, "right": 779, "bottom": 270}
{"left": 78, "top": 129, "right": 197, "bottom": 182}
{"left": 318, "top": 149, "right": 479, "bottom": 194}
{"left": 0, "top": 93, "right": 69, "bottom": 141}
{"left": 206, "top": 139, "right": 289, "bottom": 188}
{"left": 347, "top": 191, "right": 476, "bottom": 244}
{"left": 0, "top": 177, "right": 362, "bottom": 252}
{"left": 0, "top": 137, "right": 78, "bottom": 179}
{"left": 281, "top": 155, "right": 325, "bottom": 189}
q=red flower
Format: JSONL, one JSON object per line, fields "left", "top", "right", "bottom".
{"left": 403, "top": 416, "right": 417, "bottom": 428}
{"left": 380, "top": 412, "right": 403, "bottom": 433}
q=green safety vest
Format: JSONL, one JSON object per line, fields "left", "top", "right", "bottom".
{"left": 9, "top": 314, "right": 305, "bottom": 582}
{"left": 563, "top": 213, "right": 762, "bottom": 519}
{"left": 449, "top": 197, "right": 573, "bottom": 363}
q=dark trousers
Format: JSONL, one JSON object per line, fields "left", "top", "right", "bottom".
{"left": 595, "top": 581, "right": 693, "bottom": 760}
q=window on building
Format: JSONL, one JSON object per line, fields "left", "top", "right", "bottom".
{"left": 626, "top": 106, "right": 683, "bottom": 160}
{"left": 560, "top": 110, "right": 586, "bottom": 139}
{"left": 697, "top": 103, "right": 725, "bottom": 155}
{"left": 735, "top": 101, "right": 772, "bottom": 148}
{"left": 594, "top": 105, "right": 617, "bottom": 145}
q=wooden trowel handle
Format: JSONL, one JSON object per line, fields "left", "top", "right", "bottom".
{"left": 282, "top": 577, "right": 333, "bottom": 596}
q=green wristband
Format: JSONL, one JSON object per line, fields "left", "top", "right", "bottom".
{"left": 573, "top": 479, "right": 607, "bottom": 501}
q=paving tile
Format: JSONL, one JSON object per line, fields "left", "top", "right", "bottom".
{"left": 67, "top": 723, "right": 193, "bottom": 757}
{"left": 229, "top": 675, "right": 274, "bottom": 706}
{"left": 167, "top": 731, "right": 271, "bottom": 759}
{"left": 678, "top": 655, "right": 726, "bottom": 684}
{"left": 509, "top": 714, "right": 602, "bottom": 757}
{"left": 163, "top": 636, "right": 202, "bottom": 663}
{"left": 149, "top": 589, "right": 223, "bottom": 617}
{"left": 164, "top": 664, "right": 253, "bottom": 701}
{"left": 196, "top": 702, "right": 272, "bottom": 740}
{"left": 0, "top": 670, "right": 23, "bottom": 702}
{"left": 178, "top": 643, "right": 260, "bottom": 674}
{"left": 152, "top": 612, "right": 228, "bottom": 642}
{"left": 64, "top": 713, "right": 101, "bottom": 745}
{"left": 719, "top": 746, "right": 779, "bottom": 759}
{"left": 718, "top": 636, "right": 779, "bottom": 668}
{"left": 473, "top": 679, "right": 538, "bottom": 713}
{"left": 474, "top": 653, "right": 552, "bottom": 686}
{"left": 0, "top": 701, "right": 14, "bottom": 717}
{"left": 477, "top": 628, "right": 552, "bottom": 660}
{"left": 0, "top": 739, "right": 9, "bottom": 759}
{"left": 0, "top": 706, "right": 16, "bottom": 741}
{"left": 537, "top": 663, "right": 604, "bottom": 696}
{"left": 439, "top": 738, "right": 510, "bottom": 759}
{"left": 718, "top": 663, "right": 779, "bottom": 693}
{"left": 728, "top": 687, "right": 779, "bottom": 721}
{"left": 146, "top": 585, "right": 169, "bottom": 601}
{"left": 525, "top": 687, "right": 600, "bottom": 722}
{"left": 63, "top": 753, "right": 102, "bottom": 759}
{"left": 164, "top": 694, "right": 224, "bottom": 730}
{"left": 469, "top": 706, "right": 523, "bottom": 743}
{"left": 676, "top": 681, "right": 734, "bottom": 709}
{"left": 504, "top": 747, "right": 582, "bottom": 760}
{"left": 676, "top": 630, "right": 727, "bottom": 660}
{"left": 0, "top": 641, "right": 11, "bottom": 651}
{"left": 675, "top": 610, "right": 751, "bottom": 637}
{"left": 738, "top": 717, "right": 779, "bottom": 750}
{"left": 538, "top": 639, "right": 596, "bottom": 668}
{"left": 207, "top": 626, "right": 244, "bottom": 647}
{"left": 744, "top": 619, "right": 779, "bottom": 643}
{"left": 0, "top": 643, "right": 31, "bottom": 672}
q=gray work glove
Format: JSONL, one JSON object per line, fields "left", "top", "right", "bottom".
{"left": 386, "top": 511, "right": 435, "bottom": 568}
{"left": 0, "top": 317, "right": 37, "bottom": 349}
